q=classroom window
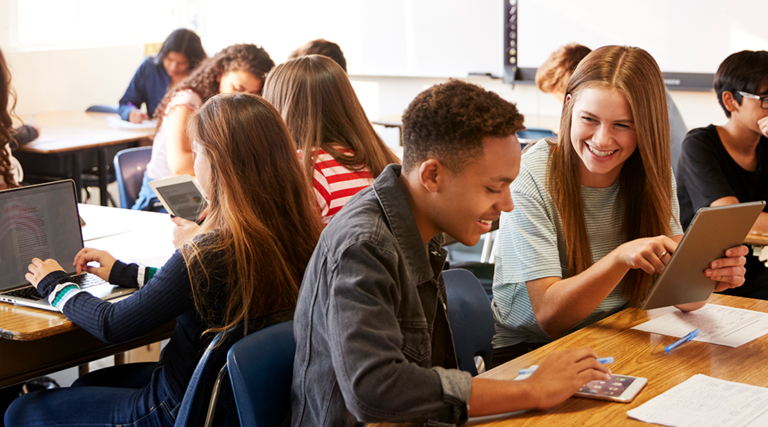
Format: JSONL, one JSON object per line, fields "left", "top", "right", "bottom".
{"left": 15, "top": 0, "right": 180, "bottom": 49}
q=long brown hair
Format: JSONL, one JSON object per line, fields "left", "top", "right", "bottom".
{"left": 0, "top": 47, "right": 20, "bottom": 188}
{"left": 154, "top": 44, "right": 274, "bottom": 130}
{"left": 182, "top": 93, "right": 323, "bottom": 335}
{"left": 548, "top": 45, "right": 673, "bottom": 306}
{"left": 262, "top": 55, "right": 399, "bottom": 185}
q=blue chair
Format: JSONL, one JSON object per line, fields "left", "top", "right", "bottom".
{"left": 86, "top": 105, "right": 120, "bottom": 114}
{"left": 113, "top": 146, "right": 152, "bottom": 209}
{"left": 227, "top": 321, "right": 295, "bottom": 427}
{"left": 174, "top": 324, "right": 243, "bottom": 427}
{"left": 516, "top": 128, "right": 557, "bottom": 149}
{"left": 443, "top": 269, "right": 496, "bottom": 376}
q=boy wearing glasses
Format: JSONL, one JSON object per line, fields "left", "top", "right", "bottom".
{"left": 677, "top": 50, "right": 768, "bottom": 298}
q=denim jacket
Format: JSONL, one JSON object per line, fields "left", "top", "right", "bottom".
{"left": 291, "top": 165, "right": 473, "bottom": 427}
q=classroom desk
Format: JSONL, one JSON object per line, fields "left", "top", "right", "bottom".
{"left": 0, "top": 205, "right": 175, "bottom": 388}
{"left": 745, "top": 232, "right": 768, "bottom": 247}
{"left": 369, "top": 294, "right": 768, "bottom": 427}
{"left": 13, "top": 112, "right": 154, "bottom": 206}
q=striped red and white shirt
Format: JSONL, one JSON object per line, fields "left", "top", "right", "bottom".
{"left": 310, "top": 148, "right": 374, "bottom": 225}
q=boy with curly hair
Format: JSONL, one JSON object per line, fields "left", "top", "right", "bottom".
{"left": 291, "top": 80, "right": 611, "bottom": 427}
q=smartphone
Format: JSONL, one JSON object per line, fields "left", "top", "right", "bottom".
{"left": 574, "top": 374, "right": 647, "bottom": 403}
{"left": 148, "top": 175, "right": 207, "bottom": 222}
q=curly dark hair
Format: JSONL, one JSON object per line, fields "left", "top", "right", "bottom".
{"left": 402, "top": 79, "right": 525, "bottom": 172}
{"left": 153, "top": 44, "right": 275, "bottom": 129}
{"left": 0, "top": 47, "right": 20, "bottom": 188}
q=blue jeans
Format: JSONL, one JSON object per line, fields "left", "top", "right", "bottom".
{"left": 132, "top": 172, "right": 167, "bottom": 213}
{"left": 4, "top": 365, "right": 180, "bottom": 427}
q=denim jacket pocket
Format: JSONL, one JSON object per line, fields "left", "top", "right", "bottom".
{"left": 400, "top": 324, "right": 431, "bottom": 363}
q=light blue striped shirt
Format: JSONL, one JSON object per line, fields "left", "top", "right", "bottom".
{"left": 491, "top": 140, "right": 681, "bottom": 348}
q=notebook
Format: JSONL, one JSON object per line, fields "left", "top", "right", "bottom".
{"left": 0, "top": 180, "right": 136, "bottom": 311}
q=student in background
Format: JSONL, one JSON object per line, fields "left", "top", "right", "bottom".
{"left": 5, "top": 93, "right": 323, "bottom": 427}
{"left": 677, "top": 50, "right": 768, "bottom": 299}
{"left": 118, "top": 28, "right": 207, "bottom": 123}
{"left": 262, "top": 55, "right": 399, "bottom": 224}
{"left": 291, "top": 80, "right": 612, "bottom": 427}
{"left": 288, "top": 39, "right": 347, "bottom": 72}
{"left": 133, "top": 43, "right": 274, "bottom": 211}
{"left": 0, "top": 47, "right": 40, "bottom": 190}
{"left": 491, "top": 46, "right": 748, "bottom": 366}
{"left": 536, "top": 43, "right": 689, "bottom": 174}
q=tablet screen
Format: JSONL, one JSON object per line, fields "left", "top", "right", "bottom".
{"left": 154, "top": 181, "right": 206, "bottom": 222}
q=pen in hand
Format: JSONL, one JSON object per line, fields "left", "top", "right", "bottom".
{"left": 519, "top": 357, "right": 614, "bottom": 375}
{"left": 665, "top": 329, "right": 700, "bottom": 352}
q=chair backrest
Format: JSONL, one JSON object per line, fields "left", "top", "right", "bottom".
{"left": 174, "top": 324, "right": 243, "bottom": 427}
{"left": 114, "top": 146, "right": 152, "bottom": 209}
{"left": 227, "top": 321, "right": 295, "bottom": 427}
{"left": 85, "top": 105, "right": 119, "bottom": 114}
{"left": 442, "top": 269, "right": 496, "bottom": 376}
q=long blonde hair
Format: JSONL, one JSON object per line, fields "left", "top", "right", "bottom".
{"left": 183, "top": 93, "right": 323, "bottom": 335}
{"left": 262, "top": 55, "right": 399, "bottom": 184}
{"left": 548, "top": 45, "right": 673, "bottom": 306}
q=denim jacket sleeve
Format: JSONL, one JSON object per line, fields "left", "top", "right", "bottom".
{"left": 328, "top": 239, "right": 472, "bottom": 425}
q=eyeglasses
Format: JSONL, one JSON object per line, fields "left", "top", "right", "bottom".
{"left": 737, "top": 91, "right": 768, "bottom": 109}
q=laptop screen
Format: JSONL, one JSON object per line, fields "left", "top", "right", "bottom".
{"left": 0, "top": 181, "right": 83, "bottom": 290}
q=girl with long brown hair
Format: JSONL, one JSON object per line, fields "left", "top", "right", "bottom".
{"left": 262, "top": 55, "right": 400, "bottom": 224}
{"left": 7, "top": 93, "right": 323, "bottom": 426}
{"left": 133, "top": 43, "right": 274, "bottom": 211}
{"left": 490, "top": 46, "right": 748, "bottom": 366}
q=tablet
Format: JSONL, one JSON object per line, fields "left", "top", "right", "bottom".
{"left": 148, "top": 175, "right": 207, "bottom": 222}
{"left": 641, "top": 201, "right": 765, "bottom": 310}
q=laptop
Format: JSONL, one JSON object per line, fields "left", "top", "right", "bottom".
{"left": 641, "top": 201, "right": 765, "bottom": 310}
{"left": 0, "top": 180, "right": 137, "bottom": 311}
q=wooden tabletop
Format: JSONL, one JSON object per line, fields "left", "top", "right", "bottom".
{"left": 369, "top": 294, "right": 768, "bottom": 426}
{"left": 13, "top": 111, "right": 154, "bottom": 154}
{"left": 745, "top": 232, "right": 768, "bottom": 247}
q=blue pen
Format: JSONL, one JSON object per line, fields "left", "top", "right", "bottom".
{"left": 518, "top": 357, "right": 614, "bottom": 375}
{"left": 665, "top": 329, "right": 700, "bottom": 352}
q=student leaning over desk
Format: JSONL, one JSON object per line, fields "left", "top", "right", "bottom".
{"left": 677, "top": 50, "right": 768, "bottom": 300}
{"left": 4, "top": 93, "right": 323, "bottom": 427}
{"left": 491, "top": 46, "right": 749, "bottom": 367}
{"left": 118, "top": 28, "right": 207, "bottom": 124}
{"left": 133, "top": 43, "right": 274, "bottom": 212}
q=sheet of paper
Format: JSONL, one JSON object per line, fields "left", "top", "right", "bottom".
{"left": 627, "top": 374, "right": 768, "bottom": 427}
{"left": 632, "top": 304, "right": 768, "bottom": 347}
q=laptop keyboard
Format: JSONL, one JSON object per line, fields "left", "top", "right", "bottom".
{"left": 1, "top": 273, "right": 108, "bottom": 301}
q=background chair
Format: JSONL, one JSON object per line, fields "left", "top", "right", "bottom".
{"left": 443, "top": 269, "right": 496, "bottom": 376}
{"left": 114, "top": 146, "right": 152, "bottom": 209}
{"left": 85, "top": 105, "right": 120, "bottom": 114}
{"left": 227, "top": 321, "right": 295, "bottom": 427}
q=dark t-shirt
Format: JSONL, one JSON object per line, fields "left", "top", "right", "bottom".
{"left": 677, "top": 124, "right": 768, "bottom": 297}
{"left": 677, "top": 124, "right": 768, "bottom": 230}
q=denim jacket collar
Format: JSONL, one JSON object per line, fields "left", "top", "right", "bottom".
{"left": 373, "top": 164, "right": 446, "bottom": 285}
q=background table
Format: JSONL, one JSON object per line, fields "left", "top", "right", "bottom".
{"left": 13, "top": 112, "right": 154, "bottom": 205}
{"left": 0, "top": 205, "right": 176, "bottom": 388}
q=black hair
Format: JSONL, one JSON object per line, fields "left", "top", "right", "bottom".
{"left": 714, "top": 50, "right": 768, "bottom": 118}
{"left": 402, "top": 79, "right": 524, "bottom": 172}
{"left": 155, "top": 28, "right": 207, "bottom": 72}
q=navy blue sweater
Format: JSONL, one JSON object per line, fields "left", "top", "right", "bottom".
{"left": 118, "top": 57, "right": 171, "bottom": 121}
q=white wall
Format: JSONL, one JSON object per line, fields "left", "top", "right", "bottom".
{"left": 4, "top": 45, "right": 727, "bottom": 148}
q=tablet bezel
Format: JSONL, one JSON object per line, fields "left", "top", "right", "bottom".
{"left": 641, "top": 201, "right": 765, "bottom": 310}
{"left": 148, "top": 174, "right": 206, "bottom": 220}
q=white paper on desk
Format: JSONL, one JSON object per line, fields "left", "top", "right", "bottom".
{"left": 627, "top": 374, "right": 768, "bottom": 427}
{"left": 632, "top": 304, "right": 768, "bottom": 347}
{"left": 105, "top": 116, "right": 156, "bottom": 130}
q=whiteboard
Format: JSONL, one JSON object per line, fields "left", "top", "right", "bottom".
{"left": 197, "top": 0, "right": 504, "bottom": 78}
{"left": 517, "top": 0, "right": 768, "bottom": 74}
